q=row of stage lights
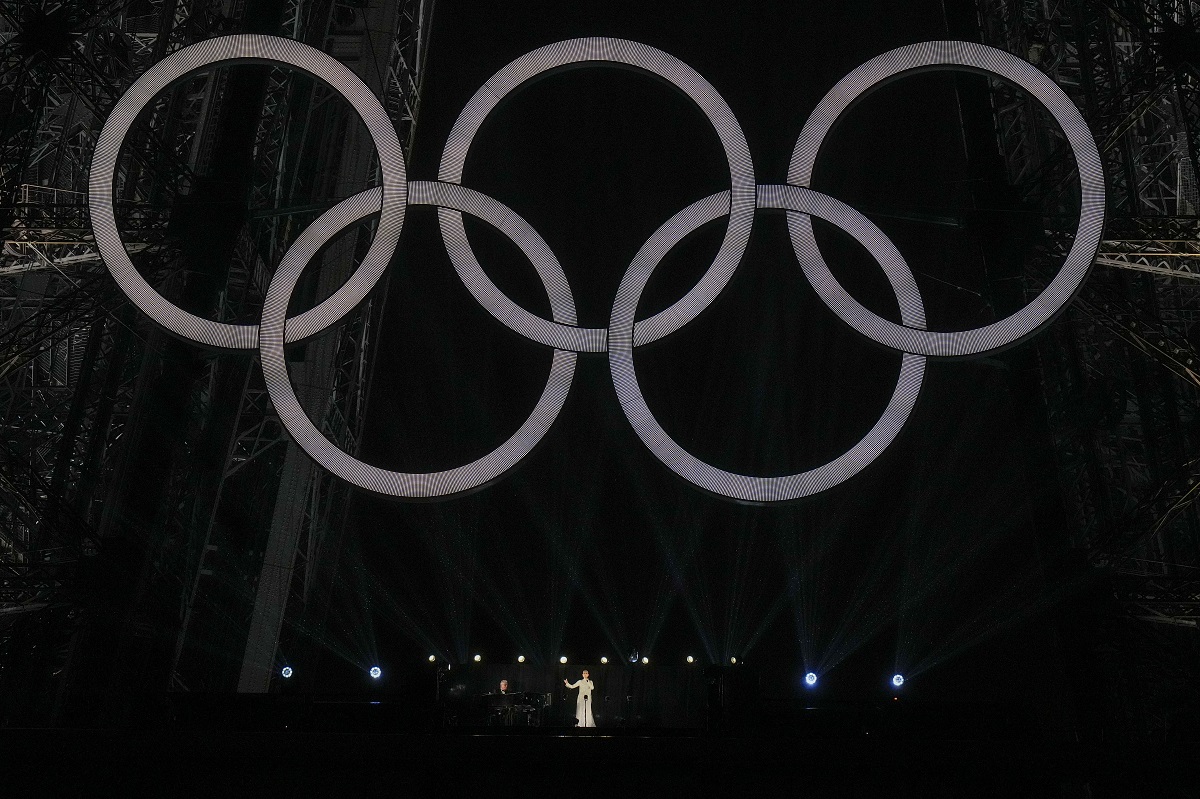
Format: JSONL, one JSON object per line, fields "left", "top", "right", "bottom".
{"left": 426, "top": 654, "right": 742, "bottom": 666}
{"left": 278, "top": 661, "right": 907, "bottom": 689}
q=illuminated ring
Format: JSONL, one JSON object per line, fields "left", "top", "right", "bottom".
{"left": 259, "top": 183, "right": 578, "bottom": 497}
{"left": 88, "top": 35, "right": 407, "bottom": 349}
{"left": 437, "top": 37, "right": 756, "bottom": 352}
{"left": 609, "top": 184, "right": 926, "bottom": 502}
{"left": 788, "top": 41, "right": 1104, "bottom": 357}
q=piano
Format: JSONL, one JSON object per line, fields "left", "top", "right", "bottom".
{"left": 482, "top": 691, "right": 550, "bottom": 726}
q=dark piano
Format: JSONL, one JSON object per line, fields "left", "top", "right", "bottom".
{"left": 481, "top": 691, "right": 550, "bottom": 727}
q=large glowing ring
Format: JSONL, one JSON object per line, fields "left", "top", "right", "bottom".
{"left": 259, "top": 183, "right": 578, "bottom": 497}
{"left": 788, "top": 41, "right": 1104, "bottom": 357}
{"left": 608, "top": 184, "right": 927, "bottom": 502}
{"left": 88, "top": 35, "right": 407, "bottom": 349}
{"left": 437, "top": 37, "right": 756, "bottom": 351}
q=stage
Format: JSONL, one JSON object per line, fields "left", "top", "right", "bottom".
{"left": 6, "top": 698, "right": 1196, "bottom": 796}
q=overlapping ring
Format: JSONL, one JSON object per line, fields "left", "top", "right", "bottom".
{"left": 89, "top": 35, "right": 1104, "bottom": 501}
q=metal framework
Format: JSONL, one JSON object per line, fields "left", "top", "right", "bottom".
{"left": 0, "top": 0, "right": 433, "bottom": 721}
{"left": 0, "top": 1, "right": 218, "bottom": 723}
{"left": 977, "top": 0, "right": 1200, "bottom": 737}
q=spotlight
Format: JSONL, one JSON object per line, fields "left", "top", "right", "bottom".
{"left": 473, "top": 654, "right": 481, "bottom": 663}
{"left": 517, "top": 655, "right": 525, "bottom": 663}
{"left": 559, "top": 656, "right": 567, "bottom": 664}
{"left": 686, "top": 655, "right": 694, "bottom": 664}
{"left": 641, "top": 656, "right": 649, "bottom": 665}
{"left": 428, "top": 655, "right": 436, "bottom": 663}
{"left": 600, "top": 657, "right": 608, "bottom": 665}
{"left": 805, "top": 672, "right": 817, "bottom": 687}
{"left": 730, "top": 657, "right": 737, "bottom": 665}
{"left": 892, "top": 674, "right": 904, "bottom": 688}
{"left": 281, "top": 666, "right": 293, "bottom": 679}
{"left": 369, "top": 666, "right": 382, "bottom": 679}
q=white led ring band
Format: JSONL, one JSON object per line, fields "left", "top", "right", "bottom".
{"left": 258, "top": 182, "right": 579, "bottom": 497}
{"left": 608, "top": 185, "right": 927, "bottom": 502}
{"left": 788, "top": 41, "right": 1105, "bottom": 357}
{"left": 437, "top": 37, "right": 756, "bottom": 352}
{"left": 88, "top": 35, "right": 407, "bottom": 349}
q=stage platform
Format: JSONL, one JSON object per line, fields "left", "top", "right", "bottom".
{"left": 5, "top": 698, "right": 1197, "bottom": 796}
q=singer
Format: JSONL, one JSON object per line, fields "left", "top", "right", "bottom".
{"left": 563, "top": 669, "right": 595, "bottom": 728}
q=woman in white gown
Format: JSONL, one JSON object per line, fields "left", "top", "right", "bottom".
{"left": 563, "top": 669, "right": 595, "bottom": 728}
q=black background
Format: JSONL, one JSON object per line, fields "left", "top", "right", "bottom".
{"left": 287, "top": 0, "right": 1087, "bottom": 728}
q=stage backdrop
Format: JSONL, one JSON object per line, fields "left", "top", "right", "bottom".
{"left": 268, "top": 0, "right": 1092, "bottom": 733}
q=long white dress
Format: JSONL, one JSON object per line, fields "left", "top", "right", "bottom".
{"left": 564, "top": 678, "right": 595, "bottom": 727}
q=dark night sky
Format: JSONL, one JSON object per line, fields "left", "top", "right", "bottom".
{"left": 308, "top": 0, "right": 1083, "bottom": 712}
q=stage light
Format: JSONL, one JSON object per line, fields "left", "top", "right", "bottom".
{"left": 641, "top": 656, "right": 649, "bottom": 665}
{"left": 517, "top": 655, "right": 525, "bottom": 663}
{"left": 281, "top": 666, "right": 293, "bottom": 679}
{"left": 686, "top": 655, "right": 694, "bottom": 664}
{"left": 805, "top": 672, "right": 817, "bottom": 687}
{"left": 428, "top": 655, "right": 436, "bottom": 663}
{"left": 730, "top": 657, "right": 737, "bottom": 665}
{"left": 559, "top": 656, "right": 567, "bottom": 664}
{"left": 600, "top": 656, "right": 608, "bottom": 665}
{"left": 473, "top": 654, "right": 481, "bottom": 662}
{"left": 369, "top": 666, "right": 382, "bottom": 679}
{"left": 892, "top": 674, "right": 904, "bottom": 687}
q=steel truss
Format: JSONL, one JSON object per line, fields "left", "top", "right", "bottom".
{"left": 978, "top": 0, "right": 1200, "bottom": 737}
{"left": 160, "top": 0, "right": 437, "bottom": 693}
{"left": 0, "top": 0, "right": 207, "bottom": 623}
{"left": 0, "top": 0, "right": 433, "bottom": 720}
{"left": 0, "top": 1, "right": 221, "bottom": 723}
{"left": 244, "top": 0, "right": 435, "bottom": 695}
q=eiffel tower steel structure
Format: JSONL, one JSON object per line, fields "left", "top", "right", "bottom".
{"left": 0, "top": 0, "right": 433, "bottom": 723}
{"left": 976, "top": 0, "right": 1200, "bottom": 738}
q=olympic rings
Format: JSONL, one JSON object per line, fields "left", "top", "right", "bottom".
{"left": 89, "top": 35, "right": 1105, "bottom": 501}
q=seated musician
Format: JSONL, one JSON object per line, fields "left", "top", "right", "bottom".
{"left": 490, "top": 679, "right": 515, "bottom": 725}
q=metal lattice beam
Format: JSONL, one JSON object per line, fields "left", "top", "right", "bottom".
{"left": 237, "top": 0, "right": 435, "bottom": 694}
{"left": 978, "top": 0, "right": 1200, "bottom": 737}
{"left": 0, "top": 1, "right": 217, "bottom": 621}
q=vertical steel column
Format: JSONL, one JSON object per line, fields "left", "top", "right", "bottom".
{"left": 230, "top": 0, "right": 435, "bottom": 693}
{"left": 977, "top": 0, "right": 1200, "bottom": 736}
